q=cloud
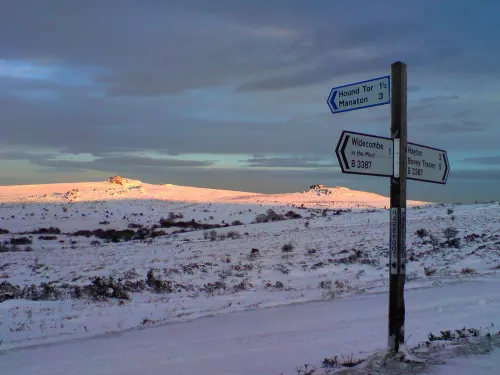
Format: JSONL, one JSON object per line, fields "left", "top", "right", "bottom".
{"left": 449, "top": 169, "right": 500, "bottom": 181}
{"left": 2, "top": 1, "right": 499, "bottom": 96}
{"left": 419, "top": 119, "right": 487, "bottom": 134}
{"left": 1, "top": 0, "right": 500, "bottom": 203}
{"left": 0, "top": 152, "right": 214, "bottom": 172}
{"left": 242, "top": 156, "right": 337, "bottom": 168}
{"left": 0, "top": 151, "right": 53, "bottom": 160}
{"left": 462, "top": 156, "right": 500, "bottom": 166}
{"left": 35, "top": 155, "right": 214, "bottom": 170}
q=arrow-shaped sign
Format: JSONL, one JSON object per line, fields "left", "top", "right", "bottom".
{"left": 335, "top": 131, "right": 451, "bottom": 184}
{"left": 335, "top": 130, "right": 394, "bottom": 177}
{"left": 406, "top": 142, "right": 450, "bottom": 184}
{"left": 327, "top": 76, "right": 390, "bottom": 114}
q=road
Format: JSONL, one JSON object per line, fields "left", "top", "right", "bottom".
{"left": 1, "top": 278, "right": 499, "bottom": 375}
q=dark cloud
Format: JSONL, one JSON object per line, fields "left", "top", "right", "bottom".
{"left": 243, "top": 156, "right": 337, "bottom": 168}
{"left": 0, "top": 151, "right": 52, "bottom": 160}
{"left": 449, "top": 169, "right": 500, "bottom": 181}
{"left": 415, "top": 119, "right": 487, "bottom": 134}
{"left": 462, "top": 156, "right": 500, "bottom": 166}
{"left": 0, "top": 0, "right": 499, "bottom": 203}
{"left": 0, "top": 153, "right": 214, "bottom": 171}
{"left": 2, "top": 0, "right": 499, "bottom": 96}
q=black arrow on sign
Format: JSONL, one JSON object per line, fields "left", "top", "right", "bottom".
{"left": 341, "top": 135, "right": 350, "bottom": 170}
{"left": 442, "top": 153, "right": 449, "bottom": 182}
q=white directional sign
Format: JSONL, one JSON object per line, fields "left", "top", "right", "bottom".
{"left": 335, "top": 130, "right": 394, "bottom": 177}
{"left": 327, "top": 76, "right": 390, "bottom": 114}
{"left": 407, "top": 142, "right": 450, "bottom": 184}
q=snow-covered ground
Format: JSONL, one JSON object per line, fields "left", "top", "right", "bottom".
{"left": 0, "top": 178, "right": 499, "bottom": 373}
{"left": 1, "top": 279, "right": 499, "bottom": 375}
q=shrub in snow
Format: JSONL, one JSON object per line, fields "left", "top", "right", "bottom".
{"left": 294, "top": 364, "right": 317, "bottom": 375}
{"left": 32, "top": 227, "right": 61, "bottom": 235}
{"left": 311, "top": 261, "right": 326, "bottom": 270}
{"left": 319, "top": 280, "right": 333, "bottom": 289}
{"left": 443, "top": 227, "right": 459, "bottom": 241}
{"left": 425, "top": 326, "right": 494, "bottom": 342}
{"left": 84, "top": 277, "right": 131, "bottom": 300}
{"left": 0, "top": 281, "right": 66, "bottom": 302}
{"left": 101, "top": 229, "right": 135, "bottom": 242}
{"left": 233, "top": 280, "right": 252, "bottom": 292}
{"left": 464, "top": 233, "right": 481, "bottom": 242}
{"left": 202, "top": 281, "right": 226, "bottom": 294}
{"left": 249, "top": 248, "right": 260, "bottom": 259}
{"left": 71, "top": 285, "right": 83, "bottom": 299}
{"left": 127, "top": 223, "right": 143, "bottom": 229}
{"left": 208, "top": 230, "right": 218, "bottom": 241}
{"left": 424, "top": 267, "right": 437, "bottom": 276}
{"left": 150, "top": 230, "right": 166, "bottom": 238}
{"left": 0, "top": 243, "right": 11, "bottom": 252}
{"left": 337, "top": 249, "right": 367, "bottom": 264}
{"left": 415, "top": 228, "right": 428, "bottom": 241}
{"left": 255, "top": 214, "right": 269, "bottom": 223}
{"left": 160, "top": 218, "right": 223, "bottom": 230}
{"left": 306, "top": 247, "right": 317, "bottom": 255}
{"left": 10, "top": 237, "right": 32, "bottom": 245}
{"left": 23, "top": 283, "right": 63, "bottom": 301}
{"left": 0, "top": 281, "right": 21, "bottom": 302}
{"left": 167, "top": 212, "right": 184, "bottom": 221}
{"left": 429, "top": 233, "right": 440, "bottom": 251}
{"left": 274, "top": 281, "right": 284, "bottom": 289}
{"left": 304, "top": 221, "right": 310, "bottom": 228}
{"left": 274, "top": 264, "right": 290, "bottom": 275}
{"left": 284, "top": 210, "right": 302, "bottom": 219}
{"left": 226, "top": 230, "right": 241, "bottom": 239}
{"left": 146, "top": 269, "right": 173, "bottom": 293}
{"left": 281, "top": 242, "right": 294, "bottom": 252}
{"left": 122, "top": 280, "right": 146, "bottom": 293}
{"left": 321, "top": 354, "right": 365, "bottom": 370}
{"left": 460, "top": 267, "right": 476, "bottom": 274}
{"left": 266, "top": 209, "right": 284, "bottom": 221}
{"left": 231, "top": 220, "right": 243, "bottom": 226}
{"left": 39, "top": 235, "right": 57, "bottom": 240}
{"left": 446, "top": 237, "right": 461, "bottom": 248}
{"left": 0, "top": 228, "right": 9, "bottom": 234}
{"left": 133, "top": 227, "right": 151, "bottom": 240}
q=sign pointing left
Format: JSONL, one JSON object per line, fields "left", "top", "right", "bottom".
{"left": 335, "top": 130, "right": 394, "bottom": 177}
{"left": 327, "top": 76, "right": 390, "bottom": 114}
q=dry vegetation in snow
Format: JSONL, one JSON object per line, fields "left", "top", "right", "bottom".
{"left": 0, "top": 177, "right": 498, "bottom": 351}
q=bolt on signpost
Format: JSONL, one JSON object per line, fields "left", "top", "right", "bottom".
{"left": 329, "top": 61, "right": 450, "bottom": 354}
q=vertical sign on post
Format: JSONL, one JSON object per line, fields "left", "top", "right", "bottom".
{"left": 389, "top": 208, "right": 397, "bottom": 274}
{"left": 388, "top": 61, "right": 407, "bottom": 354}
{"left": 400, "top": 208, "right": 406, "bottom": 274}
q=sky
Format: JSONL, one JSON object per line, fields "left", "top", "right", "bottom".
{"left": 1, "top": 0, "right": 499, "bottom": 204}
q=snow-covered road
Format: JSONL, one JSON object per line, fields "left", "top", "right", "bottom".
{"left": 1, "top": 277, "right": 499, "bottom": 375}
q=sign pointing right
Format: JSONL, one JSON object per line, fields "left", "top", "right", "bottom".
{"left": 406, "top": 142, "right": 450, "bottom": 184}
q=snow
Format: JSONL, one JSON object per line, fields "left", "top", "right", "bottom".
{"left": 1, "top": 279, "right": 500, "bottom": 375}
{"left": 432, "top": 349, "right": 500, "bottom": 375}
{"left": 0, "top": 179, "right": 499, "bottom": 373}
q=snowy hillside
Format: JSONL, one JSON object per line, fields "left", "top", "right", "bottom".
{"left": 0, "top": 177, "right": 499, "bottom": 374}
